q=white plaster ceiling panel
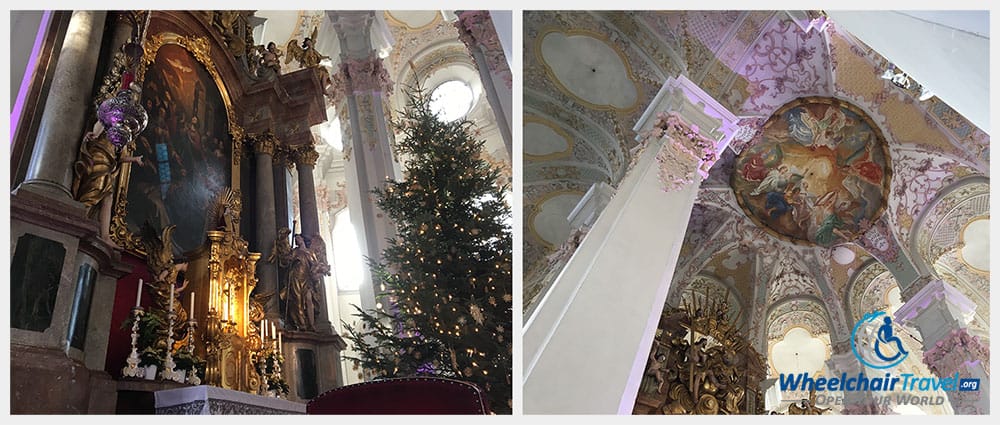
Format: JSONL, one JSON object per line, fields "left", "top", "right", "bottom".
{"left": 770, "top": 327, "right": 829, "bottom": 375}
{"left": 385, "top": 11, "right": 440, "bottom": 30}
{"left": 735, "top": 16, "right": 832, "bottom": 115}
{"left": 532, "top": 192, "right": 585, "bottom": 247}
{"left": 538, "top": 31, "right": 639, "bottom": 111}
{"left": 524, "top": 120, "right": 572, "bottom": 158}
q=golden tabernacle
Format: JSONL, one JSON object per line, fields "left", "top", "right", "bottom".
{"left": 185, "top": 189, "right": 264, "bottom": 393}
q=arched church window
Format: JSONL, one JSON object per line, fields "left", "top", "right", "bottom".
{"left": 429, "top": 80, "right": 473, "bottom": 122}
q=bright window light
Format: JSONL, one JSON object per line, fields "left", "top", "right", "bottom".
{"left": 430, "top": 80, "right": 473, "bottom": 122}
{"left": 321, "top": 116, "right": 343, "bottom": 151}
{"left": 333, "top": 209, "right": 363, "bottom": 291}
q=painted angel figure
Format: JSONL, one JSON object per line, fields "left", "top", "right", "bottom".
{"left": 285, "top": 27, "right": 329, "bottom": 69}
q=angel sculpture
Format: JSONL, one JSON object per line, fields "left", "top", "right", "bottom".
{"left": 140, "top": 222, "right": 189, "bottom": 311}
{"left": 266, "top": 227, "right": 293, "bottom": 267}
{"left": 285, "top": 27, "right": 330, "bottom": 69}
{"left": 307, "top": 234, "right": 332, "bottom": 280}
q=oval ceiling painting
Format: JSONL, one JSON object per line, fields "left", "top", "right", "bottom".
{"left": 731, "top": 97, "right": 891, "bottom": 247}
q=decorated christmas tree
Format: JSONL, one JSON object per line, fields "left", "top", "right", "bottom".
{"left": 343, "top": 88, "right": 512, "bottom": 413}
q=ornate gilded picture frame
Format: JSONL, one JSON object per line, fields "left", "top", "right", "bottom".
{"left": 111, "top": 32, "right": 244, "bottom": 256}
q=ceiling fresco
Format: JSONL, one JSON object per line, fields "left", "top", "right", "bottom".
{"left": 731, "top": 97, "right": 891, "bottom": 247}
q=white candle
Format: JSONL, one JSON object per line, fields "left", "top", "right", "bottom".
{"left": 260, "top": 319, "right": 265, "bottom": 340}
{"left": 168, "top": 281, "right": 175, "bottom": 312}
{"left": 135, "top": 278, "right": 143, "bottom": 307}
{"left": 271, "top": 323, "right": 276, "bottom": 340}
{"left": 190, "top": 292, "right": 195, "bottom": 316}
{"left": 278, "top": 331, "right": 282, "bottom": 350}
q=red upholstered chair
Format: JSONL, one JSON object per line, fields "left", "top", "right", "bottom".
{"left": 306, "top": 377, "right": 491, "bottom": 414}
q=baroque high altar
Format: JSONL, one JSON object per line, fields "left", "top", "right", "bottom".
{"left": 9, "top": 10, "right": 353, "bottom": 412}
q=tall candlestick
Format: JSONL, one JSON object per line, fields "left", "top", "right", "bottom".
{"left": 190, "top": 292, "right": 195, "bottom": 316}
{"left": 135, "top": 278, "right": 143, "bottom": 307}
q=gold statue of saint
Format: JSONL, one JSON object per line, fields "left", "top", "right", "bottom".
{"left": 73, "top": 114, "right": 144, "bottom": 245}
{"left": 282, "top": 234, "right": 320, "bottom": 331}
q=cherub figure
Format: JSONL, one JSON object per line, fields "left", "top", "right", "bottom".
{"left": 254, "top": 41, "right": 283, "bottom": 78}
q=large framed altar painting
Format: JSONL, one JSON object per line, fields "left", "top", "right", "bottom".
{"left": 111, "top": 33, "right": 241, "bottom": 256}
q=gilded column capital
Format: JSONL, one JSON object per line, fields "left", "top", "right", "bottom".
{"left": 251, "top": 129, "right": 277, "bottom": 156}
{"left": 272, "top": 143, "right": 294, "bottom": 169}
{"left": 292, "top": 145, "right": 320, "bottom": 167}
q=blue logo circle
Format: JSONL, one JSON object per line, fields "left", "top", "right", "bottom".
{"left": 851, "top": 311, "right": 909, "bottom": 369}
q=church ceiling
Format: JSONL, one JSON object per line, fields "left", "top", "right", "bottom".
{"left": 524, "top": 11, "right": 989, "bottom": 345}
{"left": 828, "top": 244, "right": 871, "bottom": 299}
{"left": 766, "top": 297, "right": 830, "bottom": 340}
{"left": 700, "top": 249, "right": 755, "bottom": 305}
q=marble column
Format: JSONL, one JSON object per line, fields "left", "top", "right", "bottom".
{"left": 455, "top": 10, "right": 512, "bottom": 160}
{"left": 523, "top": 75, "right": 737, "bottom": 414}
{"left": 293, "top": 146, "right": 322, "bottom": 238}
{"left": 329, "top": 11, "right": 400, "bottom": 314}
{"left": 895, "top": 278, "right": 989, "bottom": 414}
{"left": 292, "top": 144, "right": 333, "bottom": 334}
{"left": 18, "top": 10, "right": 107, "bottom": 201}
{"left": 253, "top": 132, "right": 280, "bottom": 320}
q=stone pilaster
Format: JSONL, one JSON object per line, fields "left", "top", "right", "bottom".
{"left": 524, "top": 74, "right": 737, "bottom": 414}
{"left": 328, "top": 11, "right": 400, "bottom": 315}
{"left": 455, "top": 10, "right": 512, "bottom": 159}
